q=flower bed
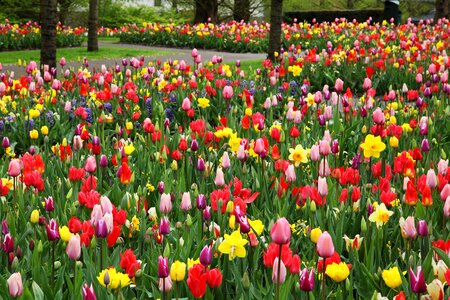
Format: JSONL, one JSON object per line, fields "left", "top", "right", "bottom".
{"left": 0, "top": 20, "right": 85, "bottom": 51}
{"left": 0, "top": 18, "right": 449, "bottom": 299}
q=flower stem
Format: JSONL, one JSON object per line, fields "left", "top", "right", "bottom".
{"left": 322, "top": 261, "right": 326, "bottom": 300}
{"left": 99, "top": 238, "right": 103, "bottom": 271}
{"left": 52, "top": 241, "right": 55, "bottom": 280}
{"left": 275, "top": 244, "right": 282, "bottom": 300}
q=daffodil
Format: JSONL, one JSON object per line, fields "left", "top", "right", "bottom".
{"left": 369, "top": 203, "right": 393, "bottom": 228}
{"left": 248, "top": 219, "right": 264, "bottom": 235}
{"left": 218, "top": 230, "right": 248, "bottom": 260}
{"left": 97, "top": 268, "right": 131, "bottom": 289}
{"left": 382, "top": 266, "right": 402, "bottom": 289}
{"left": 187, "top": 257, "right": 200, "bottom": 270}
{"left": 360, "top": 134, "right": 386, "bottom": 158}
{"left": 288, "top": 144, "right": 308, "bottom": 166}
{"left": 197, "top": 97, "right": 210, "bottom": 108}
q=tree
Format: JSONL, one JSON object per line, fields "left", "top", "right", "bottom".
{"left": 88, "top": 0, "right": 99, "bottom": 51}
{"left": 194, "top": 0, "right": 219, "bottom": 23}
{"left": 435, "top": 0, "right": 450, "bottom": 20}
{"left": 40, "top": 0, "right": 57, "bottom": 70}
{"left": 267, "top": 0, "right": 283, "bottom": 61}
{"left": 233, "top": 0, "right": 251, "bottom": 22}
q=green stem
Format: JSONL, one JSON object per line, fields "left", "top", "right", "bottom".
{"left": 275, "top": 243, "right": 282, "bottom": 300}
{"left": 99, "top": 238, "right": 103, "bottom": 271}
{"left": 322, "top": 260, "right": 326, "bottom": 300}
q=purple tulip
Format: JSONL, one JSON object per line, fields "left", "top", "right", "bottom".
{"left": 199, "top": 245, "right": 212, "bottom": 266}
{"left": 159, "top": 217, "right": 170, "bottom": 235}
{"left": 197, "top": 194, "right": 207, "bottom": 210}
{"left": 299, "top": 268, "right": 315, "bottom": 292}
{"left": 95, "top": 219, "right": 108, "bottom": 238}
{"left": 409, "top": 267, "right": 427, "bottom": 294}
{"left": 158, "top": 256, "right": 169, "bottom": 278}
{"left": 417, "top": 220, "right": 428, "bottom": 237}
{"left": 46, "top": 219, "right": 60, "bottom": 241}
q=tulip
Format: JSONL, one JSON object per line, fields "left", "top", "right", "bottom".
{"left": 160, "top": 193, "right": 172, "bottom": 214}
{"left": 221, "top": 151, "right": 231, "bottom": 169}
{"left": 46, "top": 219, "right": 60, "bottom": 241}
{"left": 3, "top": 233, "right": 14, "bottom": 253}
{"left": 170, "top": 260, "right": 187, "bottom": 281}
{"left": 285, "top": 164, "right": 296, "bottom": 182}
{"left": 382, "top": 266, "right": 402, "bottom": 289}
{"left": 441, "top": 184, "right": 450, "bottom": 201}
{"left": 409, "top": 267, "right": 427, "bottom": 294}
{"left": 372, "top": 107, "right": 385, "bottom": 125}
{"left": 400, "top": 216, "right": 417, "bottom": 240}
{"left": 2, "top": 220, "right": 9, "bottom": 235}
{"left": 427, "top": 278, "right": 444, "bottom": 300}
{"left": 270, "top": 218, "right": 291, "bottom": 245}
{"left": 2, "top": 136, "right": 10, "bottom": 148}
{"left": 254, "top": 138, "right": 265, "bottom": 155}
{"left": 214, "top": 167, "right": 225, "bottom": 186}
{"left": 84, "top": 156, "right": 97, "bottom": 173}
{"left": 223, "top": 86, "right": 233, "bottom": 100}
{"left": 299, "top": 268, "right": 315, "bottom": 292}
{"left": 199, "top": 245, "right": 212, "bottom": 266}
{"left": 159, "top": 217, "right": 170, "bottom": 235}
{"left": 7, "top": 272, "right": 23, "bottom": 298}
{"left": 95, "top": 219, "right": 108, "bottom": 238}
{"left": 159, "top": 276, "right": 173, "bottom": 292}
{"left": 272, "top": 257, "right": 286, "bottom": 284}
{"left": 180, "top": 192, "right": 192, "bottom": 211}
{"left": 190, "top": 139, "right": 199, "bottom": 151}
{"left": 234, "top": 206, "right": 250, "bottom": 234}
{"left": 444, "top": 197, "right": 450, "bottom": 218}
{"left": 318, "top": 177, "right": 328, "bottom": 197}
{"left": 432, "top": 260, "right": 448, "bottom": 283}
{"left": 426, "top": 169, "right": 437, "bottom": 189}
{"left": 45, "top": 196, "right": 54, "bottom": 212}
{"left": 363, "top": 77, "right": 372, "bottom": 90}
{"left": 82, "top": 283, "right": 97, "bottom": 300}
{"left": 417, "top": 220, "right": 428, "bottom": 237}
{"left": 99, "top": 155, "right": 108, "bottom": 168}
{"left": 158, "top": 256, "right": 169, "bottom": 278}
{"left": 334, "top": 78, "right": 344, "bottom": 92}
{"left": 438, "top": 159, "right": 449, "bottom": 176}
{"left": 197, "top": 157, "right": 205, "bottom": 172}
{"left": 66, "top": 234, "right": 81, "bottom": 260}
{"left": 8, "top": 159, "right": 21, "bottom": 177}
{"left": 421, "top": 138, "right": 430, "bottom": 152}
{"left": 310, "top": 145, "right": 320, "bottom": 162}
{"left": 203, "top": 206, "right": 211, "bottom": 221}
{"left": 317, "top": 231, "right": 334, "bottom": 258}
{"left": 331, "top": 139, "right": 339, "bottom": 154}
{"left": 196, "top": 194, "right": 207, "bottom": 210}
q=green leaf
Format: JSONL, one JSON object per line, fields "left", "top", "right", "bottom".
{"left": 32, "top": 281, "right": 45, "bottom": 300}
{"left": 433, "top": 247, "right": 450, "bottom": 268}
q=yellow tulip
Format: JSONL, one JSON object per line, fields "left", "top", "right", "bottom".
{"left": 170, "top": 260, "right": 186, "bottom": 281}
{"left": 310, "top": 227, "right": 322, "bottom": 243}
{"left": 29, "top": 129, "right": 39, "bottom": 139}
{"left": 382, "top": 266, "right": 402, "bottom": 289}
{"left": 30, "top": 210, "right": 39, "bottom": 224}
{"left": 325, "top": 262, "right": 350, "bottom": 283}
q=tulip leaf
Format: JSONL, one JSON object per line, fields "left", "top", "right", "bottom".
{"left": 32, "top": 281, "right": 44, "bottom": 300}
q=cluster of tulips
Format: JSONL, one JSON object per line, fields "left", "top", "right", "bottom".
{"left": 0, "top": 16, "right": 449, "bottom": 299}
{"left": 0, "top": 19, "right": 85, "bottom": 51}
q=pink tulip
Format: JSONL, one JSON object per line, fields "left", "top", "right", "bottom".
{"left": 272, "top": 257, "right": 287, "bottom": 284}
{"left": 7, "top": 272, "right": 23, "bottom": 298}
{"left": 181, "top": 98, "right": 191, "bottom": 111}
{"left": 310, "top": 145, "right": 320, "bottom": 162}
{"left": 319, "top": 140, "right": 331, "bottom": 156}
{"left": 285, "top": 164, "right": 296, "bottom": 182}
{"left": 214, "top": 167, "right": 225, "bottom": 187}
{"left": 317, "top": 231, "right": 334, "bottom": 258}
{"left": 270, "top": 217, "right": 291, "bottom": 244}
{"left": 438, "top": 159, "right": 448, "bottom": 176}
{"left": 254, "top": 138, "right": 265, "bottom": 155}
{"left": 66, "top": 234, "right": 81, "bottom": 260}
{"left": 441, "top": 184, "right": 450, "bottom": 201}
{"left": 318, "top": 158, "right": 330, "bottom": 177}
{"left": 372, "top": 107, "right": 385, "bottom": 125}
{"left": 159, "top": 276, "right": 173, "bottom": 292}
{"left": 318, "top": 177, "right": 328, "bottom": 197}
{"left": 221, "top": 151, "right": 231, "bottom": 169}
{"left": 223, "top": 86, "right": 233, "bottom": 100}
{"left": 334, "top": 78, "right": 344, "bottom": 92}
{"left": 400, "top": 216, "right": 417, "bottom": 240}
{"left": 160, "top": 193, "right": 172, "bottom": 214}
{"left": 363, "top": 78, "right": 372, "bottom": 90}
{"left": 444, "top": 197, "right": 450, "bottom": 218}
{"left": 84, "top": 156, "right": 97, "bottom": 173}
{"left": 90, "top": 205, "right": 103, "bottom": 226}
{"left": 426, "top": 169, "right": 437, "bottom": 189}
{"left": 8, "top": 159, "right": 21, "bottom": 177}
{"left": 59, "top": 57, "right": 66, "bottom": 66}
{"left": 180, "top": 192, "right": 192, "bottom": 211}
{"left": 100, "top": 196, "right": 113, "bottom": 214}
{"left": 191, "top": 48, "right": 198, "bottom": 58}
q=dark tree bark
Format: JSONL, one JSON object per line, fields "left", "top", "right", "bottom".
{"left": 435, "top": 0, "right": 450, "bottom": 20}
{"left": 267, "top": 0, "right": 283, "bottom": 61}
{"left": 233, "top": 0, "right": 251, "bottom": 22}
{"left": 40, "top": 0, "right": 57, "bottom": 71}
{"left": 88, "top": 0, "right": 99, "bottom": 52}
{"left": 58, "top": 0, "right": 72, "bottom": 25}
{"left": 194, "top": 0, "right": 219, "bottom": 23}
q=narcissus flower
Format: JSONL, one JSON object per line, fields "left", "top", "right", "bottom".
{"left": 97, "top": 268, "right": 131, "bottom": 289}
{"left": 360, "top": 134, "right": 386, "bottom": 159}
{"left": 325, "top": 262, "right": 350, "bottom": 282}
{"left": 197, "top": 97, "right": 210, "bottom": 108}
{"left": 218, "top": 230, "right": 248, "bottom": 260}
{"left": 382, "top": 266, "right": 402, "bottom": 289}
{"left": 288, "top": 144, "right": 308, "bottom": 166}
{"left": 369, "top": 203, "right": 393, "bottom": 228}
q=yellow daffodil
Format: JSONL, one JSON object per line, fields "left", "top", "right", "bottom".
{"left": 97, "top": 268, "right": 131, "bottom": 289}
{"left": 360, "top": 134, "right": 386, "bottom": 158}
{"left": 369, "top": 203, "right": 394, "bottom": 228}
{"left": 197, "top": 97, "right": 210, "bottom": 108}
{"left": 326, "top": 262, "right": 350, "bottom": 283}
{"left": 188, "top": 257, "right": 200, "bottom": 270}
{"left": 218, "top": 230, "right": 248, "bottom": 260}
{"left": 248, "top": 219, "right": 264, "bottom": 235}
{"left": 170, "top": 260, "right": 187, "bottom": 281}
{"left": 288, "top": 144, "right": 308, "bottom": 166}
{"left": 382, "top": 266, "right": 402, "bottom": 289}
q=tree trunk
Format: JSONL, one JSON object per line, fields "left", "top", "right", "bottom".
{"left": 267, "top": 0, "right": 283, "bottom": 61}
{"left": 40, "top": 0, "right": 57, "bottom": 71}
{"left": 88, "top": 0, "right": 99, "bottom": 52}
{"left": 194, "top": 0, "right": 218, "bottom": 23}
{"left": 435, "top": 0, "right": 450, "bottom": 20}
{"left": 233, "top": 0, "right": 251, "bottom": 22}
{"left": 58, "top": 0, "right": 71, "bottom": 25}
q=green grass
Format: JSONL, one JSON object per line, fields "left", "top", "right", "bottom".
{"left": 98, "top": 37, "right": 121, "bottom": 44}
{"left": 0, "top": 46, "right": 174, "bottom": 65}
{"left": 235, "top": 59, "right": 264, "bottom": 74}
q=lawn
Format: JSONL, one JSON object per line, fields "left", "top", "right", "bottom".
{"left": 0, "top": 46, "right": 174, "bottom": 65}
